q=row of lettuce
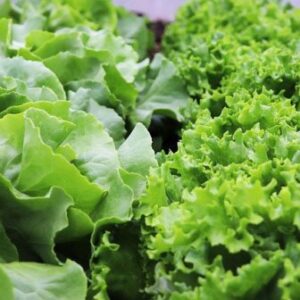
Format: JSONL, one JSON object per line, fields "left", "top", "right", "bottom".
{"left": 2, "top": 0, "right": 300, "bottom": 299}
{"left": 137, "top": 0, "right": 300, "bottom": 299}
{"left": 0, "top": 0, "right": 188, "bottom": 299}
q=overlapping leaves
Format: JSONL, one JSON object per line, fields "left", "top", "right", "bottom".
{"left": 137, "top": 0, "right": 300, "bottom": 299}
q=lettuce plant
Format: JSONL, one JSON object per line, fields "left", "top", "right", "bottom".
{"left": 132, "top": 0, "right": 300, "bottom": 299}
{"left": 0, "top": 0, "right": 188, "bottom": 298}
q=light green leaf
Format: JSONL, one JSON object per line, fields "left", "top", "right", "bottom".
{"left": 118, "top": 123, "right": 157, "bottom": 176}
{"left": 0, "top": 18, "right": 11, "bottom": 56}
{"left": 15, "top": 113, "right": 103, "bottom": 215}
{"left": 0, "top": 260, "right": 87, "bottom": 300}
{"left": 117, "top": 8, "right": 154, "bottom": 60}
{"left": 92, "top": 172, "right": 133, "bottom": 222}
{"left": 104, "top": 64, "right": 137, "bottom": 112}
{"left": 0, "top": 0, "right": 10, "bottom": 18}
{"left": 0, "top": 267, "right": 14, "bottom": 300}
{"left": 44, "top": 52, "right": 100, "bottom": 85}
{"left": 85, "top": 101, "right": 125, "bottom": 146}
{"left": 133, "top": 54, "right": 188, "bottom": 126}
{"left": 0, "top": 176, "right": 72, "bottom": 263}
{"left": 0, "top": 57, "right": 66, "bottom": 100}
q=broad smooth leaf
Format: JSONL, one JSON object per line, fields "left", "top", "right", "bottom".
{"left": 0, "top": 260, "right": 87, "bottom": 300}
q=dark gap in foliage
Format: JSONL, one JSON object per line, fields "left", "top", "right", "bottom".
{"left": 295, "top": 172, "right": 300, "bottom": 184}
{"left": 94, "top": 222, "right": 148, "bottom": 300}
{"left": 209, "top": 97, "right": 227, "bottom": 118}
{"left": 140, "top": 257, "right": 157, "bottom": 296}
{"left": 124, "top": 116, "right": 133, "bottom": 139}
{"left": 186, "top": 166, "right": 211, "bottom": 187}
{"left": 266, "top": 148, "right": 275, "bottom": 162}
{"left": 264, "top": 76, "right": 296, "bottom": 99}
{"left": 277, "top": 233, "right": 287, "bottom": 250}
{"left": 254, "top": 269, "right": 282, "bottom": 300}
{"left": 259, "top": 170, "right": 274, "bottom": 187}
{"left": 149, "top": 115, "right": 182, "bottom": 152}
{"left": 9, "top": 10, "right": 20, "bottom": 23}
{"left": 172, "top": 270, "right": 199, "bottom": 289}
{"left": 55, "top": 235, "right": 92, "bottom": 270}
{"left": 207, "top": 72, "right": 223, "bottom": 90}
{"left": 250, "top": 224, "right": 286, "bottom": 251}
{"left": 170, "top": 167, "right": 180, "bottom": 176}
{"left": 272, "top": 169, "right": 288, "bottom": 195}
{"left": 6, "top": 227, "right": 42, "bottom": 262}
{"left": 282, "top": 78, "right": 296, "bottom": 99}
{"left": 220, "top": 122, "right": 240, "bottom": 136}
{"left": 149, "top": 21, "right": 168, "bottom": 58}
{"left": 208, "top": 245, "right": 251, "bottom": 274}
{"left": 192, "top": 95, "right": 201, "bottom": 104}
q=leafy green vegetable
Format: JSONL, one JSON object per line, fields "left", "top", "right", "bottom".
{"left": 1, "top": 21, "right": 186, "bottom": 142}
{"left": 0, "top": 0, "right": 176, "bottom": 297}
{"left": 131, "top": 0, "right": 300, "bottom": 299}
{"left": 0, "top": 99, "right": 156, "bottom": 297}
{"left": 163, "top": 0, "right": 300, "bottom": 99}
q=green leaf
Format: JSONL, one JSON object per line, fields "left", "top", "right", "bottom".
{"left": 0, "top": 18, "right": 11, "bottom": 56}
{"left": 119, "top": 169, "right": 146, "bottom": 200}
{"left": 0, "top": 0, "right": 10, "bottom": 18}
{"left": 0, "top": 260, "right": 87, "bottom": 300}
{"left": 12, "top": 17, "right": 45, "bottom": 49}
{"left": 0, "top": 89, "right": 30, "bottom": 114}
{"left": 117, "top": 7, "right": 154, "bottom": 60}
{"left": 0, "top": 176, "right": 72, "bottom": 263}
{"left": 44, "top": 52, "right": 100, "bottom": 85}
{"left": 92, "top": 172, "right": 134, "bottom": 222}
{"left": 0, "top": 103, "right": 108, "bottom": 248}
{"left": 0, "top": 267, "right": 14, "bottom": 300}
{"left": 0, "top": 57, "right": 66, "bottom": 100}
{"left": 15, "top": 112, "right": 103, "bottom": 215}
{"left": 104, "top": 64, "right": 137, "bottom": 112}
{"left": 61, "top": 0, "right": 117, "bottom": 30}
{"left": 56, "top": 208, "right": 94, "bottom": 243}
{"left": 133, "top": 54, "right": 188, "bottom": 126}
{"left": 85, "top": 101, "right": 125, "bottom": 146}
{"left": 118, "top": 123, "right": 157, "bottom": 176}
{"left": 0, "top": 222, "right": 18, "bottom": 263}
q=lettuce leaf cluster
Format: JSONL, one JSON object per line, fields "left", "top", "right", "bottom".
{"left": 134, "top": 0, "right": 300, "bottom": 299}
{"left": 0, "top": 0, "right": 189, "bottom": 299}
{"left": 163, "top": 0, "right": 300, "bottom": 99}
